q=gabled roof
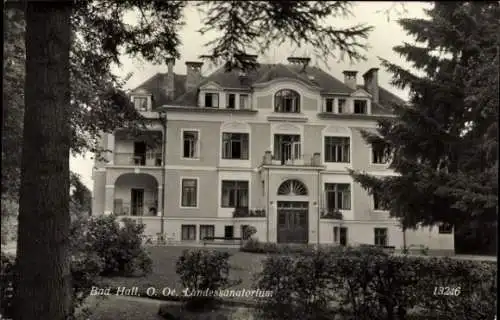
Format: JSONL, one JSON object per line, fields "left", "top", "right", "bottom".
{"left": 131, "top": 63, "right": 405, "bottom": 112}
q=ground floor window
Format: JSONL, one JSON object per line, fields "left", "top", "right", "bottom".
{"left": 181, "top": 224, "right": 196, "bottom": 241}
{"left": 224, "top": 225, "right": 234, "bottom": 239}
{"left": 374, "top": 228, "right": 388, "bottom": 246}
{"left": 199, "top": 225, "right": 215, "bottom": 240}
{"left": 334, "top": 226, "right": 348, "bottom": 246}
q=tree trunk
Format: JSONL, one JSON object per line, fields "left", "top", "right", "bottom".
{"left": 15, "top": 1, "right": 72, "bottom": 319}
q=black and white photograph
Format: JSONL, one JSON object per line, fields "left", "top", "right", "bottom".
{"left": 1, "top": 1, "right": 498, "bottom": 319}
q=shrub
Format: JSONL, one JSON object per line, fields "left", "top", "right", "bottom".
{"left": 79, "top": 215, "right": 152, "bottom": 276}
{"left": 175, "top": 249, "right": 232, "bottom": 311}
{"left": 255, "top": 246, "right": 497, "bottom": 320}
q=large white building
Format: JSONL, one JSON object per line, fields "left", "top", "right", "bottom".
{"left": 92, "top": 56, "right": 454, "bottom": 252}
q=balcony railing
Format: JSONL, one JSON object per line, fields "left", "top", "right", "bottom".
{"left": 233, "top": 207, "right": 266, "bottom": 218}
{"left": 113, "top": 200, "right": 159, "bottom": 216}
{"left": 113, "top": 152, "right": 163, "bottom": 166}
{"left": 262, "top": 151, "right": 322, "bottom": 167}
{"left": 320, "top": 208, "right": 344, "bottom": 220}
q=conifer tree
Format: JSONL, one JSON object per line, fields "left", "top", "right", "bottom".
{"left": 349, "top": 2, "right": 499, "bottom": 252}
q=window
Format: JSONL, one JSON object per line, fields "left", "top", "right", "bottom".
{"left": 224, "top": 225, "right": 234, "bottom": 239}
{"left": 222, "top": 133, "right": 249, "bottom": 160}
{"left": 181, "top": 178, "right": 198, "bottom": 207}
{"left": 325, "top": 98, "right": 334, "bottom": 112}
{"left": 133, "top": 97, "right": 148, "bottom": 111}
{"left": 324, "top": 137, "right": 350, "bottom": 163}
{"left": 338, "top": 99, "right": 347, "bottom": 113}
{"left": 221, "top": 180, "right": 249, "bottom": 208}
{"left": 354, "top": 100, "right": 368, "bottom": 114}
{"left": 325, "top": 183, "right": 351, "bottom": 210}
{"left": 274, "top": 134, "right": 301, "bottom": 162}
{"left": 372, "top": 142, "right": 389, "bottom": 164}
{"left": 239, "top": 94, "right": 249, "bottom": 109}
{"left": 227, "top": 93, "right": 236, "bottom": 109}
{"left": 373, "top": 191, "right": 388, "bottom": 211}
{"left": 274, "top": 89, "right": 300, "bottom": 113}
{"left": 205, "top": 93, "right": 219, "bottom": 108}
{"left": 374, "top": 228, "right": 388, "bottom": 246}
{"left": 438, "top": 223, "right": 453, "bottom": 234}
{"left": 182, "top": 131, "right": 199, "bottom": 159}
{"left": 200, "top": 225, "right": 215, "bottom": 240}
{"left": 181, "top": 225, "right": 196, "bottom": 240}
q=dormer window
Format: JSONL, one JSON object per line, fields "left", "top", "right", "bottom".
{"left": 227, "top": 93, "right": 236, "bottom": 109}
{"left": 338, "top": 99, "right": 347, "bottom": 113}
{"left": 239, "top": 94, "right": 249, "bottom": 109}
{"left": 325, "top": 98, "right": 334, "bottom": 112}
{"left": 274, "top": 89, "right": 300, "bottom": 113}
{"left": 354, "top": 100, "right": 368, "bottom": 114}
{"left": 205, "top": 93, "right": 219, "bottom": 108}
{"left": 133, "top": 97, "right": 148, "bottom": 111}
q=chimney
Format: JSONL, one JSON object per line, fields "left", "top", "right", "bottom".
{"left": 342, "top": 70, "right": 358, "bottom": 89}
{"left": 363, "top": 68, "right": 379, "bottom": 103}
{"left": 185, "top": 61, "right": 203, "bottom": 91}
{"left": 287, "top": 56, "right": 311, "bottom": 70}
{"left": 165, "top": 57, "right": 175, "bottom": 101}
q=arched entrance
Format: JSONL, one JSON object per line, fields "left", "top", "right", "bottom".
{"left": 276, "top": 179, "right": 309, "bottom": 244}
{"left": 114, "top": 173, "right": 159, "bottom": 216}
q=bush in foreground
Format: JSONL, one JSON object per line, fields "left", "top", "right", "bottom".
{"left": 255, "top": 246, "right": 497, "bottom": 320}
{"left": 176, "top": 249, "right": 232, "bottom": 311}
{"left": 76, "top": 215, "right": 152, "bottom": 276}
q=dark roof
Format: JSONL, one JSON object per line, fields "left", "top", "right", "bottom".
{"left": 131, "top": 63, "right": 404, "bottom": 111}
{"left": 130, "top": 73, "right": 189, "bottom": 108}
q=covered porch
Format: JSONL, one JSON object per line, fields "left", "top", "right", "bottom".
{"left": 107, "top": 172, "right": 163, "bottom": 217}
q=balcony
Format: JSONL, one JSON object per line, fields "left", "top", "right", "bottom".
{"left": 114, "top": 152, "right": 163, "bottom": 166}
{"left": 113, "top": 200, "right": 159, "bottom": 216}
{"left": 261, "top": 151, "right": 323, "bottom": 167}
{"left": 320, "top": 208, "right": 344, "bottom": 220}
{"left": 232, "top": 207, "right": 266, "bottom": 218}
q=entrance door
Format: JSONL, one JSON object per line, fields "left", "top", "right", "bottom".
{"left": 277, "top": 201, "right": 308, "bottom": 243}
{"left": 134, "top": 141, "right": 146, "bottom": 165}
{"left": 131, "top": 188, "right": 144, "bottom": 216}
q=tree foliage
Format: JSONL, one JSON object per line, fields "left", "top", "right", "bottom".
{"left": 349, "top": 2, "right": 499, "bottom": 236}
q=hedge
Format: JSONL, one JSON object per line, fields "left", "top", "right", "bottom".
{"left": 254, "top": 246, "right": 497, "bottom": 320}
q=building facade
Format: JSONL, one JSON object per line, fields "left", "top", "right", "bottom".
{"left": 92, "top": 57, "right": 454, "bottom": 251}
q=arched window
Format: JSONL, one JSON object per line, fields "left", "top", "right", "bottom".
{"left": 277, "top": 179, "right": 308, "bottom": 196}
{"left": 274, "top": 89, "right": 300, "bottom": 113}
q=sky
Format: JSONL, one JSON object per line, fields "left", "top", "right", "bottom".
{"left": 70, "top": 1, "right": 431, "bottom": 191}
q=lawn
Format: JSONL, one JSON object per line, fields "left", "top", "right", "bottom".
{"left": 103, "top": 246, "right": 268, "bottom": 303}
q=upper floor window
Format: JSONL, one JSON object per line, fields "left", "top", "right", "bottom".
{"left": 274, "top": 89, "right": 300, "bottom": 113}
{"left": 222, "top": 132, "right": 249, "bottom": 160}
{"left": 325, "top": 98, "right": 334, "bottom": 112}
{"left": 372, "top": 142, "right": 390, "bottom": 164}
{"left": 227, "top": 93, "right": 236, "bottom": 109}
{"left": 338, "top": 98, "right": 347, "bottom": 113}
{"left": 354, "top": 99, "right": 368, "bottom": 114}
{"left": 133, "top": 97, "right": 148, "bottom": 111}
{"left": 221, "top": 180, "right": 249, "bottom": 208}
{"left": 205, "top": 93, "right": 219, "bottom": 108}
{"left": 181, "top": 179, "right": 198, "bottom": 207}
{"left": 325, "top": 183, "right": 351, "bottom": 210}
{"left": 373, "top": 191, "right": 389, "bottom": 211}
{"left": 239, "top": 94, "right": 249, "bottom": 109}
{"left": 182, "top": 130, "right": 199, "bottom": 159}
{"left": 324, "top": 137, "right": 350, "bottom": 163}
